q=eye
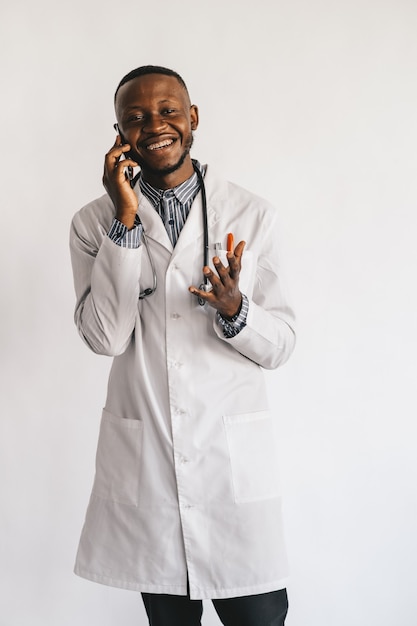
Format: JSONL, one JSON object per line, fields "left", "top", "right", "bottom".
{"left": 163, "top": 108, "right": 177, "bottom": 115}
{"left": 126, "top": 114, "right": 145, "bottom": 124}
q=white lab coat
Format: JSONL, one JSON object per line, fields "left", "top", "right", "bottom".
{"left": 70, "top": 165, "right": 296, "bottom": 600}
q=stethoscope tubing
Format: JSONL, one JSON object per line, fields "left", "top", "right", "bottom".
{"left": 193, "top": 163, "right": 209, "bottom": 305}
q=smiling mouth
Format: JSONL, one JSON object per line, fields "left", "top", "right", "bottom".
{"left": 146, "top": 139, "right": 175, "bottom": 151}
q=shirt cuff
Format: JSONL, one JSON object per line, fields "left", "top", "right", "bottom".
{"left": 216, "top": 294, "right": 249, "bottom": 338}
{"left": 107, "top": 216, "right": 142, "bottom": 248}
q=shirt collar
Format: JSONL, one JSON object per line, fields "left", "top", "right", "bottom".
{"left": 138, "top": 159, "right": 205, "bottom": 208}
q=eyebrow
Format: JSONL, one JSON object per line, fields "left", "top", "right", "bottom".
{"left": 123, "top": 98, "right": 179, "bottom": 111}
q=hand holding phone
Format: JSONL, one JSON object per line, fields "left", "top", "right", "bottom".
{"left": 103, "top": 134, "right": 139, "bottom": 230}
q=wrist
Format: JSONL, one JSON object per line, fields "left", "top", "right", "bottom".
{"left": 115, "top": 210, "right": 137, "bottom": 230}
{"left": 218, "top": 294, "right": 243, "bottom": 320}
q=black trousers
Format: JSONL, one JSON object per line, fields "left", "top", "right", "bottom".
{"left": 141, "top": 587, "right": 288, "bottom": 626}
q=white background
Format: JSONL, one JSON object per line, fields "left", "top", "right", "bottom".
{"left": 1, "top": 1, "right": 416, "bottom": 624}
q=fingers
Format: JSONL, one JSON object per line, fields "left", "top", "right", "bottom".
{"left": 188, "top": 284, "right": 213, "bottom": 304}
{"left": 189, "top": 281, "right": 223, "bottom": 310}
{"left": 106, "top": 135, "right": 130, "bottom": 161}
{"left": 188, "top": 279, "right": 242, "bottom": 317}
{"left": 102, "top": 135, "right": 139, "bottom": 218}
{"left": 188, "top": 240, "right": 245, "bottom": 315}
{"left": 232, "top": 239, "right": 246, "bottom": 260}
{"left": 210, "top": 240, "right": 246, "bottom": 282}
{"left": 104, "top": 135, "right": 138, "bottom": 176}
{"left": 192, "top": 240, "right": 246, "bottom": 294}
{"left": 211, "top": 257, "right": 230, "bottom": 284}
{"left": 227, "top": 240, "right": 245, "bottom": 277}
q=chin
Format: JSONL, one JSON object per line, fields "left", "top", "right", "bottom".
{"left": 143, "top": 149, "right": 191, "bottom": 177}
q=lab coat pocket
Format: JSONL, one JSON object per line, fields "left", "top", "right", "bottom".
{"left": 92, "top": 409, "right": 143, "bottom": 506}
{"left": 223, "top": 410, "right": 280, "bottom": 503}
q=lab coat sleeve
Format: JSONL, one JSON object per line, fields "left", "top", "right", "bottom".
{"left": 213, "top": 209, "right": 296, "bottom": 370}
{"left": 70, "top": 209, "right": 142, "bottom": 356}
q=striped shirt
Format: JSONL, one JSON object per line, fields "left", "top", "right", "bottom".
{"left": 107, "top": 160, "right": 248, "bottom": 337}
{"left": 139, "top": 160, "right": 205, "bottom": 247}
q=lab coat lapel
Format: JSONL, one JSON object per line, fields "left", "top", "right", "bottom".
{"left": 170, "top": 167, "right": 225, "bottom": 263}
{"left": 136, "top": 190, "right": 173, "bottom": 252}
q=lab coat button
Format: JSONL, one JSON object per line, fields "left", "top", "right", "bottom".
{"left": 171, "top": 312, "right": 180, "bottom": 320}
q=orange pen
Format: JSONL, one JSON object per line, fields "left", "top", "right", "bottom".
{"left": 227, "top": 233, "right": 234, "bottom": 254}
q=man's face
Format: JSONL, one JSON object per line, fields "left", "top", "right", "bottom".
{"left": 115, "top": 74, "right": 199, "bottom": 187}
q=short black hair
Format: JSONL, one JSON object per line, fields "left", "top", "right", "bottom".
{"left": 114, "top": 65, "right": 189, "bottom": 102}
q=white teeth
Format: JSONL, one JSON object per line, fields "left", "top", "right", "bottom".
{"left": 147, "top": 139, "right": 174, "bottom": 151}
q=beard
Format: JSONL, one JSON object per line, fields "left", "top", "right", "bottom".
{"left": 134, "top": 133, "right": 194, "bottom": 178}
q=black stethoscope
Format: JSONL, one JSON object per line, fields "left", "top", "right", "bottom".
{"left": 131, "top": 159, "right": 209, "bottom": 305}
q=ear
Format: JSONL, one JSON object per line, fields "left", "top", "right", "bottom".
{"left": 190, "top": 104, "right": 199, "bottom": 131}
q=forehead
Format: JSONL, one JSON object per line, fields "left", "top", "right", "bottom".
{"left": 115, "top": 74, "right": 189, "bottom": 115}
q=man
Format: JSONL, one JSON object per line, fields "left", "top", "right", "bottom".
{"left": 70, "top": 65, "right": 295, "bottom": 626}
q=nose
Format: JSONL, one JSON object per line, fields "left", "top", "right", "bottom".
{"left": 143, "top": 113, "right": 167, "bottom": 133}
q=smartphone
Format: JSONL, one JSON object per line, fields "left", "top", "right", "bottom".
{"left": 113, "top": 123, "right": 135, "bottom": 181}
